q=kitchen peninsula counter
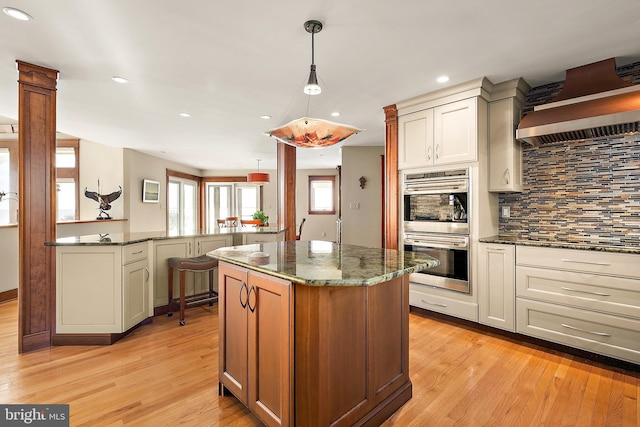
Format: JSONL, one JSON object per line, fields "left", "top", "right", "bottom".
{"left": 209, "top": 241, "right": 437, "bottom": 427}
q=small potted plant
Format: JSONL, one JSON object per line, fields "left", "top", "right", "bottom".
{"left": 253, "top": 210, "right": 269, "bottom": 226}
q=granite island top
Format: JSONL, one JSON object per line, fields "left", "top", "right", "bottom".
{"left": 480, "top": 235, "right": 640, "bottom": 255}
{"left": 208, "top": 240, "right": 439, "bottom": 287}
{"left": 45, "top": 227, "right": 285, "bottom": 246}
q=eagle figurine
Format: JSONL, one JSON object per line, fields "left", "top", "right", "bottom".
{"left": 84, "top": 185, "right": 122, "bottom": 219}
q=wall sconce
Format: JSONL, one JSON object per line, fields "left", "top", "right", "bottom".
{"left": 359, "top": 176, "right": 367, "bottom": 189}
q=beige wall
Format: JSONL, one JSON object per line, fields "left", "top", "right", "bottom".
{"left": 341, "top": 147, "right": 384, "bottom": 248}
{"left": 79, "top": 140, "right": 124, "bottom": 221}
{"left": 295, "top": 168, "right": 340, "bottom": 241}
{"left": 0, "top": 226, "right": 17, "bottom": 293}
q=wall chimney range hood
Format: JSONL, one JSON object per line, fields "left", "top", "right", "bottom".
{"left": 516, "top": 58, "right": 640, "bottom": 146}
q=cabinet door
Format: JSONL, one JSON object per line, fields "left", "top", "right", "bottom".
{"left": 433, "top": 98, "right": 477, "bottom": 165}
{"left": 489, "top": 98, "right": 523, "bottom": 192}
{"left": 218, "top": 263, "right": 249, "bottom": 405}
{"left": 247, "top": 271, "right": 292, "bottom": 427}
{"left": 398, "top": 109, "right": 434, "bottom": 169}
{"left": 478, "top": 244, "right": 515, "bottom": 331}
{"left": 153, "top": 238, "right": 191, "bottom": 307}
{"left": 123, "top": 259, "right": 149, "bottom": 331}
{"left": 194, "top": 235, "right": 232, "bottom": 294}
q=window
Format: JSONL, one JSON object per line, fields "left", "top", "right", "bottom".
{"left": 204, "top": 181, "right": 260, "bottom": 232}
{"left": 168, "top": 176, "right": 198, "bottom": 235}
{"left": 308, "top": 175, "right": 335, "bottom": 215}
{"left": 56, "top": 140, "right": 79, "bottom": 221}
{"left": 0, "top": 141, "right": 18, "bottom": 225}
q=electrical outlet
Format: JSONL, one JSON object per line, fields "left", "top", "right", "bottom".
{"left": 350, "top": 202, "right": 360, "bottom": 210}
{"left": 502, "top": 206, "right": 510, "bottom": 218}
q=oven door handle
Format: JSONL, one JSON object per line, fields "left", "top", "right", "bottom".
{"left": 404, "top": 180, "right": 468, "bottom": 194}
{"left": 405, "top": 238, "right": 468, "bottom": 249}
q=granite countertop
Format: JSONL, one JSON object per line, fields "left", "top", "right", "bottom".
{"left": 480, "top": 235, "right": 640, "bottom": 255}
{"left": 208, "top": 240, "right": 439, "bottom": 287}
{"left": 46, "top": 227, "right": 285, "bottom": 246}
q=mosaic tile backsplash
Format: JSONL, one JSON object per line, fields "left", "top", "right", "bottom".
{"left": 499, "top": 61, "right": 640, "bottom": 246}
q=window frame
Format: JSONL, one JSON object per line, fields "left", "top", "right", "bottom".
{"left": 0, "top": 140, "right": 18, "bottom": 225}
{"left": 167, "top": 170, "right": 200, "bottom": 235}
{"left": 56, "top": 139, "right": 80, "bottom": 221}
{"left": 308, "top": 175, "right": 336, "bottom": 215}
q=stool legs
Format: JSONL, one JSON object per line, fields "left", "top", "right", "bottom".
{"left": 179, "top": 270, "right": 186, "bottom": 326}
{"left": 167, "top": 267, "right": 174, "bottom": 317}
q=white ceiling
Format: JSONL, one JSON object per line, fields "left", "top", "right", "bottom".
{"left": 1, "top": 0, "right": 639, "bottom": 171}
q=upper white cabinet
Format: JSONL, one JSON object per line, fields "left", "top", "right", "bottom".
{"left": 433, "top": 98, "right": 478, "bottom": 165}
{"left": 397, "top": 78, "right": 491, "bottom": 170}
{"left": 398, "top": 109, "right": 434, "bottom": 169}
{"left": 488, "top": 78, "right": 530, "bottom": 192}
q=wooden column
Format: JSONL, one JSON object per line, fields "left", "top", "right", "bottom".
{"left": 277, "top": 142, "right": 296, "bottom": 241}
{"left": 383, "top": 104, "right": 398, "bottom": 249}
{"left": 17, "top": 61, "right": 58, "bottom": 353}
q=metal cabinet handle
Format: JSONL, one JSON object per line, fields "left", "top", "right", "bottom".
{"left": 422, "top": 299, "right": 447, "bottom": 308}
{"left": 188, "top": 242, "right": 192, "bottom": 256}
{"left": 504, "top": 168, "right": 510, "bottom": 185}
{"left": 247, "top": 286, "right": 256, "bottom": 313}
{"left": 239, "top": 282, "right": 248, "bottom": 308}
{"left": 560, "top": 286, "right": 611, "bottom": 297}
{"left": 561, "top": 323, "right": 611, "bottom": 337}
{"left": 198, "top": 241, "right": 201, "bottom": 254}
{"left": 435, "top": 144, "right": 439, "bottom": 160}
{"left": 144, "top": 267, "right": 150, "bottom": 283}
{"left": 132, "top": 250, "right": 143, "bottom": 255}
{"left": 560, "top": 259, "right": 611, "bottom": 266}
{"left": 427, "top": 146, "right": 432, "bottom": 161}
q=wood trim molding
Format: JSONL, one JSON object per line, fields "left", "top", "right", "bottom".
{"left": 384, "top": 104, "right": 398, "bottom": 249}
{"left": 0, "top": 288, "right": 18, "bottom": 304}
{"left": 277, "top": 143, "right": 296, "bottom": 241}
{"left": 17, "top": 60, "right": 59, "bottom": 353}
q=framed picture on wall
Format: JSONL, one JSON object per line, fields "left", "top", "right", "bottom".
{"left": 142, "top": 179, "right": 160, "bottom": 203}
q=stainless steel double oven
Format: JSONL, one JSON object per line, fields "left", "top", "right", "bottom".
{"left": 402, "top": 168, "right": 470, "bottom": 293}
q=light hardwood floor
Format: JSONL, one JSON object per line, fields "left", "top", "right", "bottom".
{"left": 0, "top": 299, "right": 638, "bottom": 426}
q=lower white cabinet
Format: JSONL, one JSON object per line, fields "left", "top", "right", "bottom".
{"left": 56, "top": 242, "right": 151, "bottom": 334}
{"left": 515, "top": 245, "right": 640, "bottom": 364}
{"left": 409, "top": 283, "right": 478, "bottom": 322}
{"left": 478, "top": 243, "right": 515, "bottom": 331}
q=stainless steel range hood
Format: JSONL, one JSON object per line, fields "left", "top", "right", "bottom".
{"left": 516, "top": 58, "right": 640, "bottom": 146}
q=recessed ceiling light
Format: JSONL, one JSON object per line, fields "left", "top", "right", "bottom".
{"left": 3, "top": 7, "right": 32, "bottom": 21}
{"left": 436, "top": 75, "right": 450, "bottom": 84}
{"left": 111, "top": 76, "right": 128, "bottom": 84}
{"left": 331, "top": 112, "right": 341, "bottom": 117}
{"left": 179, "top": 112, "right": 191, "bottom": 117}
{"left": 260, "top": 115, "right": 271, "bottom": 120}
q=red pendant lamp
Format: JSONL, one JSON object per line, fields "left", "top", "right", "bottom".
{"left": 247, "top": 159, "right": 270, "bottom": 185}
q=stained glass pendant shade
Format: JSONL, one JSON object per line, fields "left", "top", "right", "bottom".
{"left": 265, "top": 20, "right": 363, "bottom": 148}
{"left": 266, "top": 117, "right": 361, "bottom": 148}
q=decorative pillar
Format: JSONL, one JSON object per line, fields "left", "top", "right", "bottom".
{"left": 277, "top": 142, "right": 296, "bottom": 241}
{"left": 17, "top": 61, "right": 58, "bottom": 353}
{"left": 383, "top": 104, "right": 398, "bottom": 249}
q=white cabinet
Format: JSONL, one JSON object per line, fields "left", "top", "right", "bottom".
{"left": 243, "top": 231, "right": 285, "bottom": 244}
{"left": 488, "top": 78, "right": 529, "bottom": 192}
{"left": 398, "top": 98, "right": 479, "bottom": 170}
{"left": 433, "top": 98, "right": 478, "bottom": 165}
{"left": 409, "top": 283, "right": 478, "bottom": 322}
{"left": 515, "top": 246, "right": 640, "bottom": 364}
{"left": 398, "top": 109, "right": 434, "bottom": 169}
{"left": 56, "top": 242, "right": 151, "bottom": 334}
{"left": 478, "top": 243, "right": 515, "bottom": 331}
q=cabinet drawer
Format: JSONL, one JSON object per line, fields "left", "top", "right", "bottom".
{"left": 516, "top": 298, "right": 640, "bottom": 364}
{"left": 123, "top": 243, "right": 148, "bottom": 265}
{"left": 409, "top": 285, "right": 477, "bottom": 322}
{"left": 516, "top": 246, "right": 640, "bottom": 278}
{"left": 516, "top": 266, "right": 640, "bottom": 319}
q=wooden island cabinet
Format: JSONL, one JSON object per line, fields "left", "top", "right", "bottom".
{"left": 211, "top": 241, "right": 437, "bottom": 427}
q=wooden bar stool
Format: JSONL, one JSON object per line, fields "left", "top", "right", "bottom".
{"left": 167, "top": 255, "right": 219, "bottom": 325}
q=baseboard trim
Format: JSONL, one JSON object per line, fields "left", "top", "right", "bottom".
{"left": 52, "top": 317, "right": 153, "bottom": 346}
{"left": 0, "top": 288, "right": 17, "bottom": 304}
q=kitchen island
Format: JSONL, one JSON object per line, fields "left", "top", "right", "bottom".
{"left": 209, "top": 240, "right": 438, "bottom": 427}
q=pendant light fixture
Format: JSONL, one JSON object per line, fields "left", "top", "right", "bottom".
{"left": 265, "top": 20, "right": 362, "bottom": 148}
{"left": 247, "top": 159, "right": 270, "bottom": 185}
